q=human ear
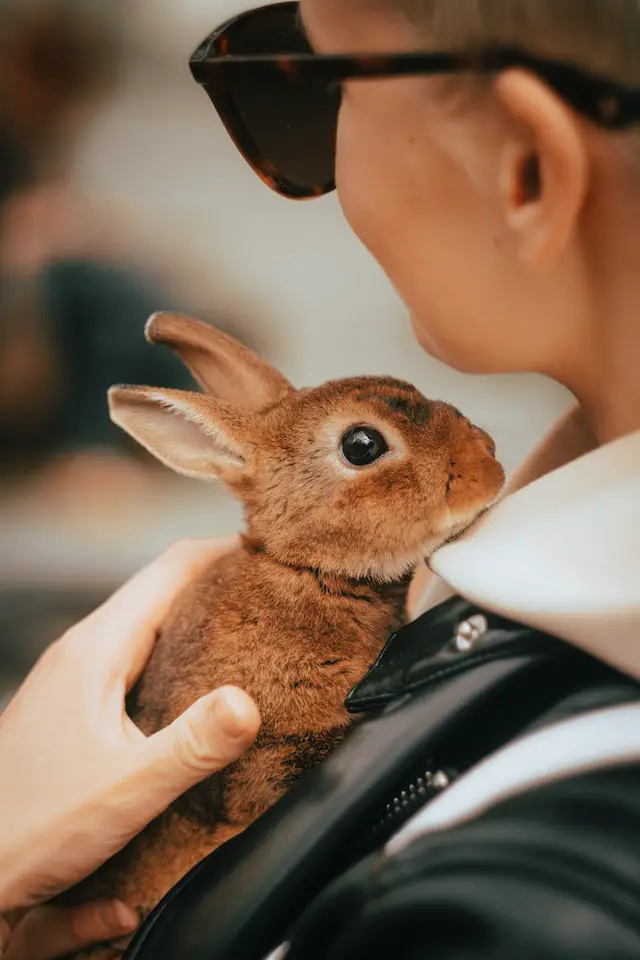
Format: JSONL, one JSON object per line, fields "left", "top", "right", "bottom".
{"left": 495, "top": 69, "right": 589, "bottom": 269}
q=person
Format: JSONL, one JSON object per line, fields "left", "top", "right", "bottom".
{"left": 2, "top": 0, "right": 640, "bottom": 956}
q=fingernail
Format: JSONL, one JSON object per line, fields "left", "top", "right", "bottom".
{"left": 110, "top": 900, "right": 139, "bottom": 933}
{"left": 214, "top": 687, "right": 255, "bottom": 739}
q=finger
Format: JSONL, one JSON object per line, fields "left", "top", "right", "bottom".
{"left": 136, "top": 686, "right": 260, "bottom": 813}
{"left": 69, "top": 536, "right": 240, "bottom": 684}
{"left": 2, "top": 901, "right": 138, "bottom": 960}
{"left": 0, "top": 917, "right": 11, "bottom": 954}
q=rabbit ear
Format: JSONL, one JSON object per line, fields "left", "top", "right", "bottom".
{"left": 145, "top": 312, "right": 293, "bottom": 411}
{"left": 108, "top": 385, "right": 255, "bottom": 487}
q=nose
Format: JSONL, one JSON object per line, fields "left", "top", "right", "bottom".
{"left": 469, "top": 423, "right": 496, "bottom": 457}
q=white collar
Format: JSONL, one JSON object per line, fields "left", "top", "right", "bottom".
{"left": 426, "top": 412, "right": 640, "bottom": 681}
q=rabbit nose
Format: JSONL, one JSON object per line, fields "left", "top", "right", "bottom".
{"left": 470, "top": 423, "right": 496, "bottom": 457}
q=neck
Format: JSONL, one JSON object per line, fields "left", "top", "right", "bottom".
{"left": 241, "top": 535, "right": 413, "bottom": 599}
{"left": 557, "top": 163, "right": 640, "bottom": 445}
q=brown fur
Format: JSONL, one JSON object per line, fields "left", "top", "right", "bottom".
{"left": 58, "top": 313, "right": 504, "bottom": 958}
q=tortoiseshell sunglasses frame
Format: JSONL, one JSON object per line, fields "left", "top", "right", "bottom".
{"left": 189, "top": 0, "right": 640, "bottom": 200}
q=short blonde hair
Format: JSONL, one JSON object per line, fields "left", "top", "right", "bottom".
{"left": 398, "top": 0, "right": 640, "bottom": 86}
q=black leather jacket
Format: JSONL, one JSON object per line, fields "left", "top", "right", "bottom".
{"left": 124, "top": 597, "right": 640, "bottom": 960}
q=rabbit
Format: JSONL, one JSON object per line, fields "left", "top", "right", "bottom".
{"left": 58, "top": 311, "right": 505, "bottom": 959}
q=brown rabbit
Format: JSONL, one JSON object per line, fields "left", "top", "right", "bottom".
{"left": 59, "top": 311, "right": 504, "bottom": 958}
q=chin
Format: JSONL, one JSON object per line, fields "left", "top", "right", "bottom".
{"left": 409, "top": 315, "right": 444, "bottom": 360}
{"left": 409, "top": 316, "right": 465, "bottom": 369}
{"left": 412, "top": 331, "right": 494, "bottom": 374}
{"left": 409, "top": 315, "right": 496, "bottom": 375}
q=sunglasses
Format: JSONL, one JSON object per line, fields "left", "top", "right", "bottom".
{"left": 189, "top": 1, "right": 640, "bottom": 201}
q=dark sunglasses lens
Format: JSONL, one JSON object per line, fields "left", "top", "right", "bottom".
{"left": 213, "top": 5, "right": 339, "bottom": 194}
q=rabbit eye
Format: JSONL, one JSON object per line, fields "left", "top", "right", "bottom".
{"left": 341, "top": 426, "right": 389, "bottom": 467}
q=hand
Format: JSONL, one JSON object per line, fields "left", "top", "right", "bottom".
{"left": 0, "top": 900, "right": 138, "bottom": 960}
{"left": 0, "top": 537, "right": 261, "bottom": 914}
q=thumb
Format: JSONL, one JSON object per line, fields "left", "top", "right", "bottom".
{"left": 139, "top": 686, "right": 261, "bottom": 810}
{"left": 2, "top": 901, "right": 138, "bottom": 960}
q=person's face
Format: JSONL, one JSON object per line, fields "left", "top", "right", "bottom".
{"left": 300, "top": 0, "right": 591, "bottom": 378}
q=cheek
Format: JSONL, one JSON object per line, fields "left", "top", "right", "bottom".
{"left": 336, "top": 83, "right": 437, "bottom": 242}
{"left": 335, "top": 94, "right": 399, "bottom": 252}
{"left": 335, "top": 93, "right": 533, "bottom": 374}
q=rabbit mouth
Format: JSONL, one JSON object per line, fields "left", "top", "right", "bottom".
{"left": 438, "top": 501, "right": 496, "bottom": 548}
{"left": 401, "top": 501, "right": 498, "bottom": 572}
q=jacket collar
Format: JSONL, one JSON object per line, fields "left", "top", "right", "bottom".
{"left": 426, "top": 406, "right": 640, "bottom": 681}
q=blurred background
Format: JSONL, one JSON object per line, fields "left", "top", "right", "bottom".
{"left": 0, "top": 0, "right": 571, "bottom": 700}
